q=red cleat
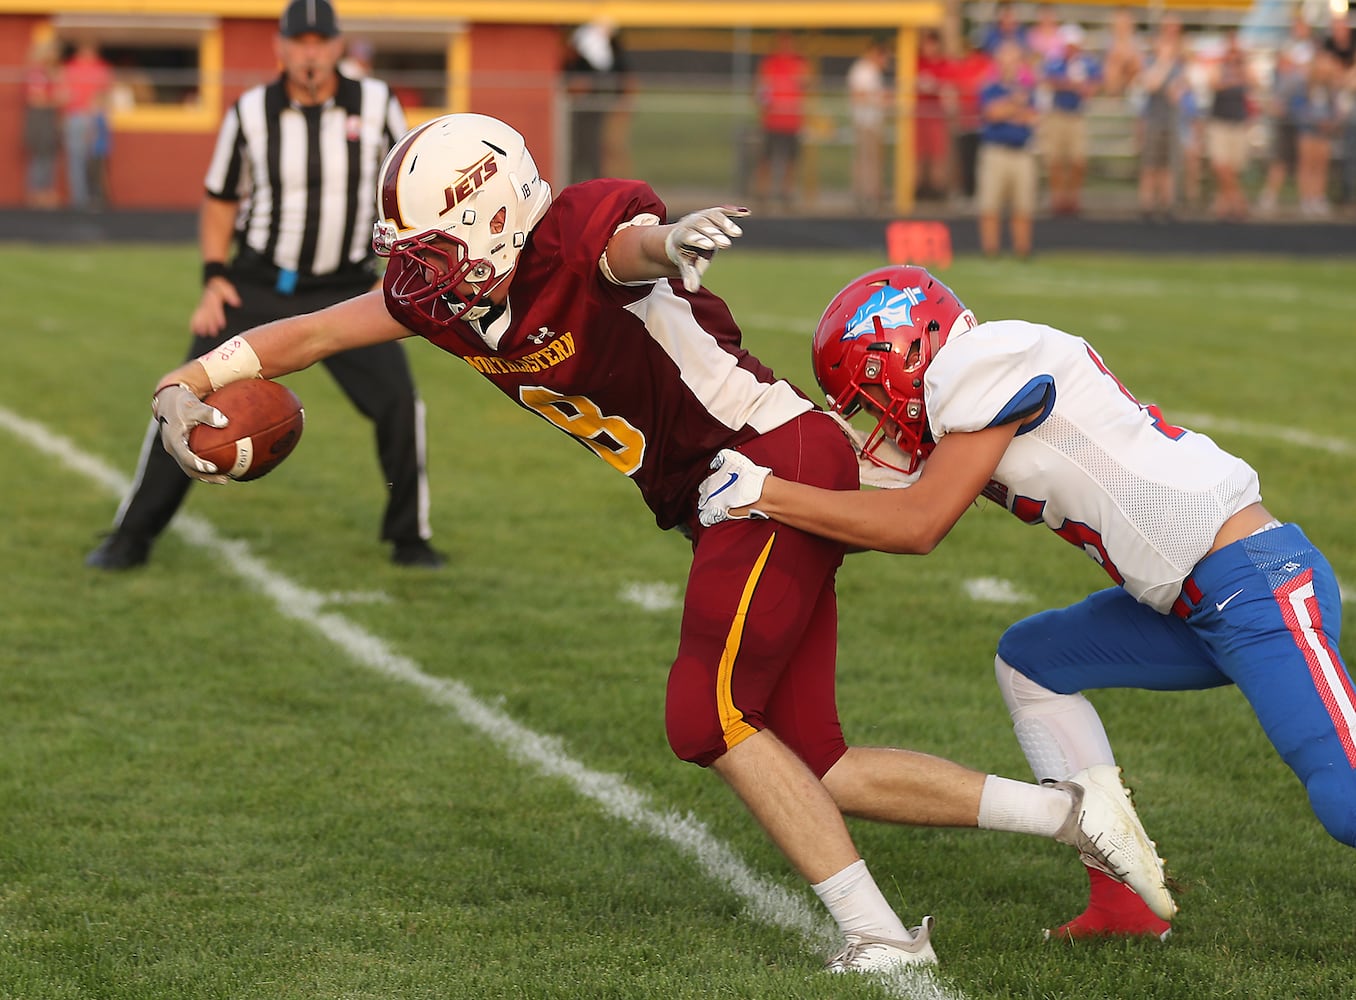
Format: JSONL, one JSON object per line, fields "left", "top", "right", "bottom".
{"left": 1045, "top": 867, "right": 1173, "bottom": 942}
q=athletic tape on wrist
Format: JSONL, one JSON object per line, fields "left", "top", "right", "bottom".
{"left": 197, "top": 336, "right": 263, "bottom": 391}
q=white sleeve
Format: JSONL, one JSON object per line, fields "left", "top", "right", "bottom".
{"left": 926, "top": 321, "right": 1055, "bottom": 438}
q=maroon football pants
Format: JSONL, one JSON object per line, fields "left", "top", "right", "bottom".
{"left": 667, "top": 411, "right": 858, "bottom": 777}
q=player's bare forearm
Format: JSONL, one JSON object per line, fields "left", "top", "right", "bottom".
{"left": 156, "top": 291, "right": 409, "bottom": 397}
{"left": 605, "top": 221, "right": 682, "bottom": 283}
{"left": 752, "top": 477, "right": 955, "bottom": 554}
{"left": 748, "top": 422, "right": 1020, "bottom": 553}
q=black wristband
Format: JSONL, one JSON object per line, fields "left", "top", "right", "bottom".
{"left": 202, "top": 261, "right": 229, "bottom": 285}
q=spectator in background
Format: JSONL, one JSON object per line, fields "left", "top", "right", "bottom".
{"left": 1027, "top": 6, "right": 1065, "bottom": 63}
{"left": 22, "top": 36, "right": 63, "bottom": 209}
{"left": 61, "top": 38, "right": 112, "bottom": 211}
{"left": 915, "top": 29, "right": 953, "bottom": 202}
{"left": 87, "top": 96, "right": 112, "bottom": 209}
{"left": 1102, "top": 7, "right": 1145, "bottom": 97}
{"left": 980, "top": 1, "right": 1030, "bottom": 57}
{"left": 1205, "top": 31, "right": 1255, "bottom": 221}
{"left": 1257, "top": 16, "right": 1314, "bottom": 214}
{"left": 1322, "top": 11, "right": 1356, "bottom": 208}
{"left": 339, "top": 37, "right": 373, "bottom": 78}
{"left": 1294, "top": 49, "right": 1341, "bottom": 217}
{"left": 1135, "top": 15, "right": 1189, "bottom": 221}
{"left": 948, "top": 34, "right": 993, "bottom": 202}
{"left": 1042, "top": 23, "right": 1102, "bottom": 216}
{"left": 977, "top": 40, "right": 1039, "bottom": 258}
{"left": 564, "top": 19, "right": 632, "bottom": 182}
{"left": 847, "top": 38, "right": 890, "bottom": 211}
{"left": 755, "top": 31, "right": 811, "bottom": 211}
{"left": 1178, "top": 77, "right": 1206, "bottom": 212}
{"left": 1323, "top": 10, "right": 1354, "bottom": 66}
{"left": 1338, "top": 57, "right": 1356, "bottom": 209}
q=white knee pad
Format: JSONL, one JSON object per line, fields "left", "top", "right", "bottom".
{"left": 995, "top": 654, "right": 1115, "bottom": 782}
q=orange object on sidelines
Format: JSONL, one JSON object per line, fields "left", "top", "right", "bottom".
{"left": 885, "top": 220, "right": 953, "bottom": 269}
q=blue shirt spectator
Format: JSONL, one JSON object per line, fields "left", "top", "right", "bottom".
{"left": 980, "top": 79, "right": 1036, "bottom": 147}
{"left": 1045, "top": 46, "right": 1102, "bottom": 113}
{"left": 980, "top": 3, "right": 1030, "bottom": 56}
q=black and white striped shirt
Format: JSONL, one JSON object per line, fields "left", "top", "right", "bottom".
{"left": 204, "top": 73, "right": 406, "bottom": 277}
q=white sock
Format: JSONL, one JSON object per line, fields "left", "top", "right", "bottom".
{"left": 976, "top": 774, "right": 1073, "bottom": 838}
{"left": 995, "top": 655, "right": 1115, "bottom": 782}
{"left": 811, "top": 859, "right": 910, "bottom": 940}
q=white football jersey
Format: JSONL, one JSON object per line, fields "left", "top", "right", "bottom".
{"left": 926, "top": 320, "right": 1261, "bottom": 612}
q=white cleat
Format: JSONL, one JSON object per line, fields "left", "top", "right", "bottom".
{"left": 1053, "top": 765, "right": 1176, "bottom": 922}
{"left": 826, "top": 915, "right": 938, "bottom": 973}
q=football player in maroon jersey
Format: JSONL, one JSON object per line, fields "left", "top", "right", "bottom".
{"left": 147, "top": 114, "right": 1172, "bottom": 973}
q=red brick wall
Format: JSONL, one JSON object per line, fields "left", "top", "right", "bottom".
{"left": 467, "top": 24, "right": 563, "bottom": 187}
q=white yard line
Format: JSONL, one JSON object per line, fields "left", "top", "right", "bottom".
{"left": 1174, "top": 412, "right": 1355, "bottom": 458}
{"left": 618, "top": 580, "right": 681, "bottom": 611}
{"left": 0, "top": 404, "right": 963, "bottom": 1000}
{"left": 963, "top": 577, "right": 1033, "bottom": 605}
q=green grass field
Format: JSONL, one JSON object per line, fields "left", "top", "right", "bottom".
{"left": 2, "top": 245, "right": 1354, "bottom": 1000}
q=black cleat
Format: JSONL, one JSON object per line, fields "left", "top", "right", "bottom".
{"left": 391, "top": 540, "right": 447, "bottom": 569}
{"left": 85, "top": 532, "right": 152, "bottom": 571}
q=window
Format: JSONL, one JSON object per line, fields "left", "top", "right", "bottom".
{"left": 53, "top": 14, "right": 220, "bottom": 132}
{"left": 341, "top": 20, "right": 468, "bottom": 117}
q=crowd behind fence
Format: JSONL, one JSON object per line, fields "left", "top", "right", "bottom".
{"left": 10, "top": 3, "right": 1356, "bottom": 220}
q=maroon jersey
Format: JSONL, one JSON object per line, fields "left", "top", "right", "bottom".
{"left": 385, "top": 178, "right": 813, "bottom": 529}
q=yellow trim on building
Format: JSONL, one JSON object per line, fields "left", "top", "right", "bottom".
{"left": 1, "top": 1, "right": 950, "bottom": 27}
{"left": 448, "top": 22, "right": 469, "bottom": 113}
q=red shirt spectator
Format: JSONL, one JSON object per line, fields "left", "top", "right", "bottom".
{"left": 944, "top": 44, "right": 994, "bottom": 135}
{"left": 757, "top": 33, "right": 809, "bottom": 135}
{"left": 63, "top": 41, "right": 112, "bottom": 115}
{"left": 916, "top": 30, "right": 953, "bottom": 198}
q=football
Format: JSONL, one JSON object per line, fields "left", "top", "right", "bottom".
{"left": 188, "top": 379, "right": 304, "bottom": 481}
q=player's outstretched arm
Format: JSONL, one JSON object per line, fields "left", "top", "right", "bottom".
{"left": 151, "top": 290, "right": 410, "bottom": 482}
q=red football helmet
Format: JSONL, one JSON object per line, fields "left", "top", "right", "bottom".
{"left": 812, "top": 265, "right": 976, "bottom": 474}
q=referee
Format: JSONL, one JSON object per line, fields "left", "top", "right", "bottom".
{"left": 87, "top": 0, "right": 444, "bottom": 570}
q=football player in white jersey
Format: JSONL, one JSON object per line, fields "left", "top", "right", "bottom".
{"left": 698, "top": 264, "right": 1355, "bottom": 940}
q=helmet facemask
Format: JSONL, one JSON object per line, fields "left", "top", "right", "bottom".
{"left": 375, "top": 215, "right": 511, "bottom": 323}
{"left": 830, "top": 318, "right": 935, "bottom": 475}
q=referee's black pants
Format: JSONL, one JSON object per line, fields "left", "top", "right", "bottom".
{"left": 110, "top": 275, "right": 431, "bottom": 551}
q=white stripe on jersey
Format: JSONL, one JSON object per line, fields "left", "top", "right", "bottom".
{"left": 623, "top": 281, "right": 812, "bottom": 434}
{"left": 273, "top": 109, "right": 310, "bottom": 271}
{"left": 351, "top": 79, "right": 404, "bottom": 264}
{"left": 312, "top": 107, "right": 348, "bottom": 274}
{"left": 202, "top": 79, "right": 404, "bottom": 276}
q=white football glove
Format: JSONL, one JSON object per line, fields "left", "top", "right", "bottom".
{"left": 697, "top": 449, "right": 771, "bottom": 527}
{"left": 663, "top": 206, "right": 750, "bottom": 292}
{"left": 152, "top": 383, "right": 231, "bottom": 484}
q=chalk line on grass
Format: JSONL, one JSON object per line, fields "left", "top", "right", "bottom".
{"left": 1, "top": 404, "right": 964, "bottom": 1000}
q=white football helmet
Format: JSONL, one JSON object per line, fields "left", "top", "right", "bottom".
{"left": 373, "top": 113, "right": 553, "bottom": 324}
